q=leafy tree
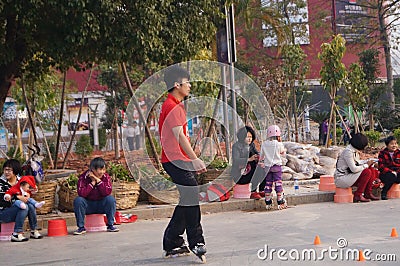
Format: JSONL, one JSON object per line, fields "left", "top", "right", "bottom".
{"left": 332, "top": 0, "right": 400, "bottom": 109}
{"left": 0, "top": 0, "right": 223, "bottom": 111}
{"left": 343, "top": 63, "right": 368, "bottom": 133}
{"left": 281, "top": 44, "right": 309, "bottom": 142}
{"left": 318, "top": 35, "right": 347, "bottom": 146}
{"left": 358, "top": 48, "right": 385, "bottom": 130}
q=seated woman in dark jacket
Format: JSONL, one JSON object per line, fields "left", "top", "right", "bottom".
{"left": 231, "top": 126, "right": 265, "bottom": 199}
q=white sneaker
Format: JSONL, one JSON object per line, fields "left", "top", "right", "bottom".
{"left": 30, "top": 230, "right": 43, "bottom": 239}
{"left": 11, "top": 233, "right": 29, "bottom": 242}
{"left": 35, "top": 201, "right": 45, "bottom": 208}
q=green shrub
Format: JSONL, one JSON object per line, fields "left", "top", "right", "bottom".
{"left": 393, "top": 128, "right": 400, "bottom": 142}
{"left": 75, "top": 135, "right": 93, "bottom": 158}
{"left": 66, "top": 173, "right": 78, "bottom": 190}
{"left": 365, "top": 130, "right": 381, "bottom": 147}
{"left": 145, "top": 136, "right": 161, "bottom": 158}
{"left": 336, "top": 127, "right": 343, "bottom": 142}
{"left": 107, "top": 162, "right": 134, "bottom": 182}
{"left": 89, "top": 128, "right": 107, "bottom": 150}
{"left": 6, "top": 147, "right": 24, "bottom": 163}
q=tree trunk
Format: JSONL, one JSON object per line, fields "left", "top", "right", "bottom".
{"left": 62, "top": 68, "right": 93, "bottom": 168}
{"left": 54, "top": 72, "right": 66, "bottom": 168}
{"left": 21, "top": 76, "right": 39, "bottom": 149}
{"left": 120, "top": 62, "right": 161, "bottom": 169}
{"left": 378, "top": 3, "right": 395, "bottom": 109}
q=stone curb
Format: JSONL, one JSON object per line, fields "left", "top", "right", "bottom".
{"left": 35, "top": 190, "right": 335, "bottom": 229}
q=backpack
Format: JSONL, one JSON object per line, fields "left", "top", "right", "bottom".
{"left": 206, "top": 183, "right": 230, "bottom": 202}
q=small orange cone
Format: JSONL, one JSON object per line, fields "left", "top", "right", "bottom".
{"left": 358, "top": 250, "right": 365, "bottom": 261}
{"left": 313, "top": 235, "right": 321, "bottom": 245}
{"left": 390, "top": 228, "right": 398, "bottom": 238}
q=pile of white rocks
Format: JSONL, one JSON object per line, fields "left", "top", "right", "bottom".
{"left": 280, "top": 142, "right": 344, "bottom": 181}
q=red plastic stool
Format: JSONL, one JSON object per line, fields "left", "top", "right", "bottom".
{"left": 319, "top": 175, "right": 336, "bottom": 191}
{"left": 85, "top": 214, "right": 107, "bottom": 232}
{"left": 47, "top": 219, "right": 68, "bottom": 237}
{"left": 233, "top": 184, "right": 251, "bottom": 199}
{"left": 0, "top": 222, "right": 15, "bottom": 241}
{"left": 334, "top": 187, "right": 353, "bottom": 203}
{"left": 387, "top": 184, "right": 400, "bottom": 199}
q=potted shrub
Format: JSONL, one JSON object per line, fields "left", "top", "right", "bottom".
{"left": 58, "top": 173, "right": 79, "bottom": 212}
{"left": 107, "top": 162, "right": 140, "bottom": 209}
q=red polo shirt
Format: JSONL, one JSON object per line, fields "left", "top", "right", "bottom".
{"left": 159, "top": 93, "right": 190, "bottom": 163}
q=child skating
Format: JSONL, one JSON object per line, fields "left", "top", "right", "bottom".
{"left": 4, "top": 175, "right": 45, "bottom": 210}
{"left": 259, "top": 125, "right": 287, "bottom": 210}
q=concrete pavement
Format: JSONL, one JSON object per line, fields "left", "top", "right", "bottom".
{"left": 1, "top": 199, "right": 399, "bottom": 265}
{"left": 34, "top": 180, "right": 333, "bottom": 229}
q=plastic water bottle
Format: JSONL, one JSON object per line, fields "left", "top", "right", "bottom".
{"left": 294, "top": 177, "right": 299, "bottom": 195}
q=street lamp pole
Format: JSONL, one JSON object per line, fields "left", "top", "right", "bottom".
{"left": 88, "top": 103, "right": 100, "bottom": 150}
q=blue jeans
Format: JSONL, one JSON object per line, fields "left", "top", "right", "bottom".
{"left": 27, "top": 201, "right": 39, "bottom": 230}
{"left": 73, "top": 195, "right": 116, "bottom": 228}
{"left": 14, "top": 198, "right": 38, "bottom": 209}
{"left": 0, "top": 205, "right": 28, "bottom": 233}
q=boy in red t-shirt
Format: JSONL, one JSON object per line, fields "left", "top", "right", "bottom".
{"left": 159, "top": 66, "right": 207, "bottom": 262}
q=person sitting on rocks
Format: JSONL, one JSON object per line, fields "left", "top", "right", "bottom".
{"left": 231, "top": 126, "right": 265, "bottom": 199}
{"left": 73, "top": 157, "right": 119, "bottom": 235}
{"left": 334, "top": 133, "right": 380, "bottom": 202}
{"left": 378, "top": 136, "right": 400, "bottom": 200}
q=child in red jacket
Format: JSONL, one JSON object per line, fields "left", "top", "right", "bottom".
{"left": 3, "top": 175, "right": 45, "bottom": 209}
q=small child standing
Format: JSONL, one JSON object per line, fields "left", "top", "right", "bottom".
{"left": 4, "top": 175, "right": 45, "bottom": 210}
{"left": 259, "top": 125, "right": 287, "bottom": 210}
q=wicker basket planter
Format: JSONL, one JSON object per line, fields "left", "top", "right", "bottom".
{"left": 32, "top": 181, "right": 57, "bottom": 214}
{"left": 58, "top": 181, "right": 78, "bottom": 212}
{"left": 200, "top": 168, "right": 231, "bottom": 185}
{"left": 112, "top": 180, "right": 140, "bottom": 209}
{"left": 147, "top": 189, "right": 179, "bottom": 205}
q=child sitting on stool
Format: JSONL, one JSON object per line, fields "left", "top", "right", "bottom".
{"left": 259, "top": 125, "right": 287, "bottom": 210}
{"left": 4, "top": 175, "right": 45, "bottom": 210}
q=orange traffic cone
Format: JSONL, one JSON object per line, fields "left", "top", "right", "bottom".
{"left": 390, "top": 228, "right": 398, "bottom": 238}
{"left": 313, "top": 235, "right": 321, "bottom": 245}
{"left": 358, "top": 250, "right": 365, "bottom": 261}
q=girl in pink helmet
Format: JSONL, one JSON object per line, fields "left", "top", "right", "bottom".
{"left": 259, "top": 125, "right": 287, "bottom": 210}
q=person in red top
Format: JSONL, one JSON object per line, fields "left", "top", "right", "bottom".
{"left": 4, "top": 175, "right": 45, "bottom": 210}
{"left": 378, "top": 136, "right": 400, "bottom": 200}
{"left": 73, "top": 157, "right": 119, "bottom": 234}
{"left": 159, "top": 66, "right": 207, "bottom": 261}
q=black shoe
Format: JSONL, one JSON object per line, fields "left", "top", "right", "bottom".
{"left": 381, "top": 194, "right": 388, "bottom": 200}
{"left": 163, "top": 244, "right": 190, "bottom": 258}
{"left": 191, "top": 243, "right": 207, "bottom": 256}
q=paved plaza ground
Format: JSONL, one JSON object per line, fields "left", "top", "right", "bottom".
{"left": 0, "top": 199, "right": 399, "bottom": 266}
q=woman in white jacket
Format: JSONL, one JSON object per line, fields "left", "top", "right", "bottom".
{"left": 334, "top": 133, "right": 380, "bottom": 202}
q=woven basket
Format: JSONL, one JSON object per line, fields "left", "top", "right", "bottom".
{"left": 147, "top": 189, "right": 179, "bottom": 205}
{"left": 201, "top": 168, "right": 231, "bottom": 184}
{"left": 58, "top": 182, "right": 78, "bottom": 212}
{"left": 32, "top": 181, "right": 57, "bottom": 214}
{"left": 112, "top": 180, "right": 140, "bottom": 209}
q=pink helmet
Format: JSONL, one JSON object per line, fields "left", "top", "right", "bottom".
{"left": 267, "top": 125, "right": 281, "bottom": 138}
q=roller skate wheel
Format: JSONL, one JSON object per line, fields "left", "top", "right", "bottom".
{"left": 199, "top": 254, "right": 206, "bottom": 263}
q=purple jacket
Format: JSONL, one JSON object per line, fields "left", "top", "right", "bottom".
{"left": 77, "top": 170, "right": 112, "bottom": 201}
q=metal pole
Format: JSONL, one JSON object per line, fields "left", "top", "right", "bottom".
{"left": 221, "top": 65, "right": 230, "bottom": 162}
